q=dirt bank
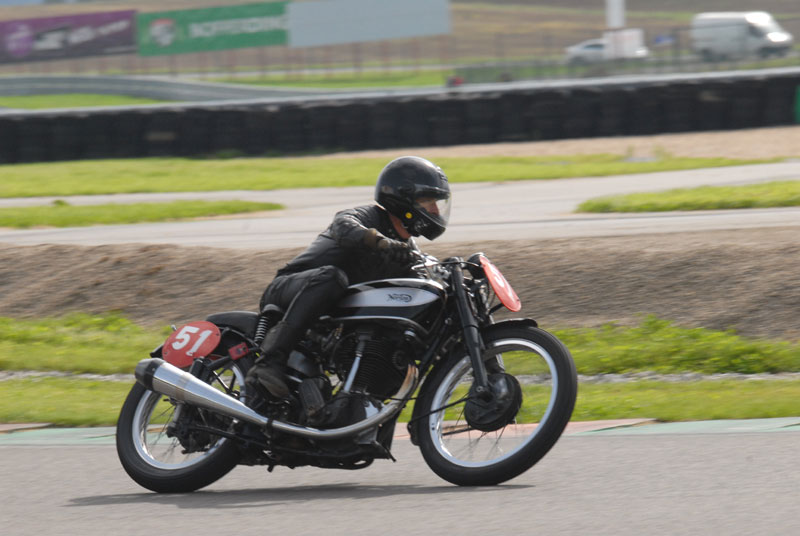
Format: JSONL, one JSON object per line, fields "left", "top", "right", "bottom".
{"left": 1, "top": 226, "right": 798, "bottom": 341}
{"left": 319, "top": 126, "right": 800, "bottom": 161}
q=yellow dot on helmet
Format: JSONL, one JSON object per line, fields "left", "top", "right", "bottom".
{"left": 405, "top": 212, "right": 412, "bottom": 219}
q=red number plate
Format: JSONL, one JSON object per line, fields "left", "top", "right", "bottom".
{"left": 162, "top": 321, "right": 221, "bottom": 368}
{"left": 480, "top": 256, "right": 522, "bottom": 312}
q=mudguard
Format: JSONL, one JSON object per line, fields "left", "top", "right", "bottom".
{"left": 205, "top": 311, "right": 260, "bottom": 338}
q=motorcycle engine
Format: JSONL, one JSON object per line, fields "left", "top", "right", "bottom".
{"left": 332, "top": 327, "right": 410, "bottom": 401}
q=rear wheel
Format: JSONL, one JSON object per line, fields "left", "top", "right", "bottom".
{"left": 116, "top": 356, "right": 251, "bottom": 493}
{"left": 415, "top": 324, "right": 577, "bottom": 486}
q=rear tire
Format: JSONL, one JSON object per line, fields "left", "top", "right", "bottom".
{"left": 116, "top": 356, "right": 252, "bottom": 493}
{"left": 415, "top": 324, "right": 577, "bottom": 486}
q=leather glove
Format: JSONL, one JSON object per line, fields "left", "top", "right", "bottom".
{"left": 364, "top": 228, "right": 415, "bottom": 265}
{"left": 379, "top": 239, "right": 415, "bottom": 265}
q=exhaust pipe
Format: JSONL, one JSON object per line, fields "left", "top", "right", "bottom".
{"left": 135, "top": 358, "right": 417, "bottom": 440}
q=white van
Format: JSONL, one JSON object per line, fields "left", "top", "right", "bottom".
{"left": 690, "top": 11, "right": 794, "bottom": 60}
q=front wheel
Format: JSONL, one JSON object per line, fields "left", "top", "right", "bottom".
{"left": 116, "top": 356, "right": 251, "bottom": 493}
{"left": 415, "top": 324, "right": 577, "bottom": 486}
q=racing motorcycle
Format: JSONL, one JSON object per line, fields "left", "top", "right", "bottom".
{"left": 116, "top": 242, "right": 578, "bottom": 492}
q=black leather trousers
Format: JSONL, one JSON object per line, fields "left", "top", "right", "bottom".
{"left": 259, "top": 265, "right": 349, "bottom": 333}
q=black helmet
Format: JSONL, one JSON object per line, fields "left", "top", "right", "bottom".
{"left": 375, "top": 156, "right": 451, "bottom": 240}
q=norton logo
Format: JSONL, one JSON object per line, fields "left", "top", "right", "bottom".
{"left": 387, "top": 293, "right": 413, "bottom": 303}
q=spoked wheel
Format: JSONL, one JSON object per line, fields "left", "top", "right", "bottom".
{"left": 116, "top": 357, "right": 251, "bottom": 493}
{"left": 415, "top": 324, "right": 577, "bottom": 486}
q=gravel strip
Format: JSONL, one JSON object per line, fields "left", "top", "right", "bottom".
{"left": 524, "top": 373, "right": 800, "bottom": 384}
{"left": 0, "top": 370, "right": 135, "bottom": 382}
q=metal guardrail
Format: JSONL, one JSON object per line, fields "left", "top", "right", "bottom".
{"left": 1, "top": 66, "right": 800, "bottom": 113}
{"left": 0, "top": 75, "right": 337, "bottom": 103}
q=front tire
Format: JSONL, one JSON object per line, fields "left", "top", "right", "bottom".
{"left": 116, "top": 357, "right": 251, "bottom": 493}
{"left": 415, "top": 324, "right": 577, "bottom": 486}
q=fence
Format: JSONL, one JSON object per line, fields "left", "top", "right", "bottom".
{"left": 1, "top": 71, "right": 798, "bottom": 164}
{"left": 1, "top": 16, "right": 799, "bottom": 83}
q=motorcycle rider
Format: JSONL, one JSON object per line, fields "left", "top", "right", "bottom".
{"left": 246, "top": 156, "right": 452, "bottom": 400}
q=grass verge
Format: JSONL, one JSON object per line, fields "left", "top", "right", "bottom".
{"left": 569, "top": 380, "right": 800, "bottom": 422}
{"left": 215, "top": 70, "right": 451, "bottom": 88}
{"left": 3, "top": 377, "right": 799, "bottom": 426}
{"left": 554, "top": 315, "right": 800, "bottom": 374}
{"left": 3, "top": 313, "right": 798, "bottom": 425}
{"left": 0, "top": 155, "right": 777, "bottom": 198}
{"left": 3, "top": 314, "right": 798, "bottom": 376}
{"left": 0, "top": 94, "right": 170, "bottom": 109}
{"left": 0, "top": 314, "right": 164, "bottom": 375}
{"left": 577, "top": 180, "right": 800, "bottom": 212}
{"left": 0, "top": 200, "right": 283, "bottom": 228}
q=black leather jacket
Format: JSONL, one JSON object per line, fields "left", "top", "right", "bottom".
{"left": 276, "top": 205, "right": 416, "bottom": 284}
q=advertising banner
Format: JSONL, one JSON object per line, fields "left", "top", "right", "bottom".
{"left": 136, "top": 2, "right": 288, "bottom": 56}
{"left": 0, "top": 10, "right": 136, "bottom": 64}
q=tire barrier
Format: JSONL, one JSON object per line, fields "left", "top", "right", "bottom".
{"left": 462, "top": 93, "right": 499, "bottom": 145}
{"left": 367, "top": 100, "right": 401, "bottom": 149}
{"left": 1, "top": 73, "right": 799, "bottom": 164}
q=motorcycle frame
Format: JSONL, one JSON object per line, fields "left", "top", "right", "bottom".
{"left": 145, "top": 256, "right": 511, "bottom": 451}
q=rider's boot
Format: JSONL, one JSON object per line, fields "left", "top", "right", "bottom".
{"left": 246, "top": 321, "right": 300, "bottom": 399}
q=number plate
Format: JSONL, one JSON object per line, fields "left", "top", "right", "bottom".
{"left": 480, "top": 255, "right": 522, "bottom": 312}
{"left": 162, "top": 321, "right": 221, "bottom": 368}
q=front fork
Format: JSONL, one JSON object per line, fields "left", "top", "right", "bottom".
{"left": 450, "top": 263, "right": 493, "bottom": 401}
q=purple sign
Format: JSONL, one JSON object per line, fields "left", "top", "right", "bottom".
{"left": 0, "top": 10, "right": 136, "bottom": 64}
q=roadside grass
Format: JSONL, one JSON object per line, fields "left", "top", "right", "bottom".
{"left": 3, "top": 313, "right": 798, "bottom": 425}
{"left": 0, "top": 200, "right": 283, "bottom": 228}
{"left": 569, "top": 380, "right": 800, "bottom": 421}
{"left": 0, "top": 94, "right": 169, "bottom": 109}
{"left": 553, "top": 315, "right": 800, "bottom": 374}
{"left": 0, "top": 379, "right": 131, "bottom": 426}
{"left": 0, "top": 314, "right": 165, "bottom": 375}
{"left": 3, "top": 377, "right": 799, "bottom": 426}
{"left": 0, "top": 155, "right": 778, "bottom": 198}
{"left": 577, "top": 180, "right": 800, "bottom": 212}
{"left": 3, "top": 313, "right": 798, "bottom": 376}
{"left": 216, "top": 70, "right": 451, "bottom": 88}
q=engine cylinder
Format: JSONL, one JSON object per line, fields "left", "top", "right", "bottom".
{"left": 335, "top": 334, "right": 407, "bottom": 400}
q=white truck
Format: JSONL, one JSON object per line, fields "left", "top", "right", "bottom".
{"left": 690, "top": 11, "right": 794, "bottom": 61}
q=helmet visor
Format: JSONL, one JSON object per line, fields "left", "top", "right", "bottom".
{"left": 414, "top": 193, "right": 451, "bottom": 228}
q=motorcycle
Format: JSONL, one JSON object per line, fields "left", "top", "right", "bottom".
{"left": 116, "top": 242, "right": 578, "bottom": 492}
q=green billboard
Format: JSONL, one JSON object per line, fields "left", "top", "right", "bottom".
{"left": 137, "top": 2, "right": 288, "bottom": 56}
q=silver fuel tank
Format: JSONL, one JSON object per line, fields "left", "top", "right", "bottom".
{"left": 329, "top": 278, "right": 446, "bottom": 334}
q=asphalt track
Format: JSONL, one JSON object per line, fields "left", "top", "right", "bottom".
{"left": 1, "top": 162, "right": 799, "bottom": 249}
{"left": 2, "top": 163, "right": 799, "bottom": 534}
{"left": 1, "top": 419, "right": 799, "bottom": 535}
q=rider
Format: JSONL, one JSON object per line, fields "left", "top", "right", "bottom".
{"left": 246, "top": 156, "right": 452, "bottom": 399}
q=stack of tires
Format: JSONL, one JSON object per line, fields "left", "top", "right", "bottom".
{"left": 269, "top": 104, "right": 308, "bottom": 153}
{"left": 397, "top": 97, "right": 431, "bottom": 148}
{"left": 625, "top": 85, "right": 664, "bottom": 135}
{"left": 660, "top": 82, "right": 697, "bottom": 133}
{"left": 462, "top": 93, "right": 500, "bottom": 144}
{"left": 0, "top": 116, "right": 18, "bottom": 163}
{"left": 496, "top": 91, "right": 533, "bottom": 142}
{"left": 563, "top": 88, "right": 599, "bottom": 139}
{"left": 2, "top": 72, "right": 799, "bottom": 164}
{"left": 427, "top": 95, "right": 465, "bottom": 146}
{"left": 366, "top": 100, "right": 401, "bottom": 149}
{"left": 594, "top": 88, "right": 628, "bottom": 137}
{"left": 529, "top": 90, "right": 567, "bottom": 140}
{"left": 762, "top": 74, "right": 800, "bottom": 126}
{"left": 336, "top": 102, "right": 369, "bottom": 151}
